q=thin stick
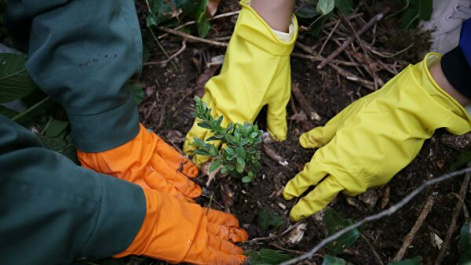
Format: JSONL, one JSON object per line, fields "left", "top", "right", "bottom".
{"left": 340, "top": 13, "right": 379, "bottom": 89}
{"left": 156, "top": 25, "right": 228, "bottom": 47}
{"left": 148, "top": 27, "right": 179, "bottom": 71}
{"left": 144, "top": 40, "right": 187, "bottom": 66}
{"left": 158, "top": 11, "right": 240, "bottom": 39}
{"left": 291, "top": 83, "right": 320, "bottom": 122}
{"left": 318, "top": 8, "right": 389, "bottom": 69}
{"left": 329, "top": 63, "right": 375, "bottom": 90}
{"left": 280, "top": 167, "right": 471, "bottom": 265}
{"left": 434, "top": 173, "right": 471, "bottom": 265}
{"left": 269, "top": 243, "right": 308, "bottom": 256}
{"left": 318, "top": 19, "right": 341, "bottom": 56}
{"left": 392, "top": 194, "right": 435, "bottom": 261}
{"left": 361, "top": 234, "right": 384, "bottom": 265}
{"left": 292, "top": 53, "right": 360, "bottom": 67}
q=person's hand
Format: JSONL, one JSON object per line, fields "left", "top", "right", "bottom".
{"left": 78, "top": 123, "right": 201, "bottom": 202}
{"left": 115, "top": 187, "right": 249, "bottom": 265}
{"left": 283, "top": 53, "right": 471, "bottom": 221}
{"left": 183, "top": 2, "right": 298, "bottom": 165}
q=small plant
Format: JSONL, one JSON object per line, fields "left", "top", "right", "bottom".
{"left": 191, "top": 96, "right": 262, "bottom": 183}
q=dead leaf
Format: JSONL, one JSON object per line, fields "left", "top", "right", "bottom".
{"left": 206, "top": 0, "right": 222, "bottom": 17}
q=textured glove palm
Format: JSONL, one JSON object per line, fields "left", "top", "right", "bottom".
{"left": 115, "top": 188, "right": 249, "bottom": 264}
{"left": 283, "top": 54, "right": 471, "bottom": 221}
{"left": 78, "top": 124, "right": 201, "bottom": 202}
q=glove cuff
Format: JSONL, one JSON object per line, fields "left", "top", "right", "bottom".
{"left": 417, "top": 53, "right": 471, "bottom": 134}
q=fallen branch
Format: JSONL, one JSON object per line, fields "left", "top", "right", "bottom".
{"left": 157, "top": 10, "right": 240, "bottom": 39}
{"left": 392, "top": 194, "right": 436, "bottom": 261}
{"left": 317, "top": 8, "right": 389, "bottom": 69}
{"left": 280, "top": 167, "right": 471, "bottom": 265}
{"left": 291, "top": 83, "right": 321, "bottom": 122}
{"left": 144, "top": 40, "right": 187, "bottom": 66}
{"left": 156, "top": 25, "right": 228, "bottom": 47}
{"left": 434, "top": 171, "right": 471, "bottom": 265}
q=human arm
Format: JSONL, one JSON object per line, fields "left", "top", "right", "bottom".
{"left": 0, "top": 115, "right": 247, "bottom": 264}
{"left": 5, "top": 0, "right": 201, "bottom": 199}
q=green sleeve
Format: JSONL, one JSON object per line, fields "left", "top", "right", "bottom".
{"left": 0, "top": 115, "right": 146, "bottom": 264}
{"left": 4, "top": 0, "right": 143, "bottom": 152}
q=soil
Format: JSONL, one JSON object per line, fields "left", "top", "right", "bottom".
{"left": 128, "top": 1, "right": 471, "bottom": 264}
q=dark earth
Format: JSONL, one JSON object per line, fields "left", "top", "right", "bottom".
{"left": 105, "top": 1, "right": 471, "bottom": 264}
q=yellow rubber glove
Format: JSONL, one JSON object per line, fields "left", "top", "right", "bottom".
{"left": 183, "top": 1, "right": 298, "bottom": 165}
{"left": 283, "top": 53, "right": 471, "bottom": 221}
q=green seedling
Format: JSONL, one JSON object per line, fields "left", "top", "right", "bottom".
{"left": 191, "top": 96, "right": 262, "bottom": 183}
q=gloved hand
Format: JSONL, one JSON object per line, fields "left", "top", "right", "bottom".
{"left": 78, "top": 124, "right": 201, "bottom": 202}
{"left": 283, "top": 53, "right": 471, "bottom": 221}
{"left": 115, "top": 187, "right": 249, "bottom": 265}
{"left": 183, "top": 1, "right": 298, "bottom": 165}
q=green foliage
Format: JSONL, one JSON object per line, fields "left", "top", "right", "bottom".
{"left": 389, "top": 257, "right": 421, "bottom": 265}
{"left": 0, "top": 53, "right": 37, "bottom": 103}
{"left": 399, "top": 0, "right": 433, "bottom": 29}
{"left": 245, "top": 249, "right": 291, "bottom": 265}
{"left": 191, "top": 96, "right": 262, "bottom": 182}
{"left": 257, "top": 206, "right": 283, "bottom": 230}
{"left": 460, "top": 223, "right": 471, "bottom": 264}
{"left": 295, "top": 0, "right": 352, "bottom": 36}
{"left": 130, "top": 82, "right": 145, "bottom": 105}
{"left": 146, "top": 0, "right": 210, "bottom": 37}
{"left": 322, "top": 255, "right": 350, "bottom": 265}
{"left": 323, "top": 207, "right": 361, "bottom": 254}
{"left": 450, "top": 150, "right": 471, "bottom": 170}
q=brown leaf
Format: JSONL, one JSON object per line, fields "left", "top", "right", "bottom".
{"left": 206, "top": 0, "right": 221, "bottom": 17}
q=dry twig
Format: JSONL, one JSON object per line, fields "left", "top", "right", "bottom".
{"left": 280, "top": 167, "right": 471, "bottom": 265}
{"left": 392, "top": 194, "right": 435, "bottom": 261}
{"left": 318, "top": 8, "right": 389, "bottom": 69}
{"left": 156, "top": 25, "right": 228, "bottom": 47}
{"left": 144, "top": 40, "right": 187, "bottom": 66}
{"left": 434, "top": 171, "right": 471, "bottom": 265}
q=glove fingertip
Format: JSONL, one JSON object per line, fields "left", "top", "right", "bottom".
{"left": 299, "top": 133, "right": 320, "bottom": 149}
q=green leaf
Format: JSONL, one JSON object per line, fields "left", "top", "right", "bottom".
{"left": 220, "top": 166, "right": 228, "bottom": 174}
{"left": 197, "top": 12, "right": 210, "bottom": 38}
{"left": 450, "top": 150, "right": 471, "bottom": 170}
{"left": 197, "top": 121, "right": 212, "bottom": 129}
{"left": 194, "top": 149, "right": 212, "bottom": 156}
{"left": 209, "top": 160, "right": 222, "bottom": 172}
{"left": 225, "top": 147, "right": 235, "bottom": 156}
{"left": 296, "top": 3, "right": 319, "bottom": 18}
{"left": 460, "top": 223, "right": 471, "bottom": 264}
{"left": 322, "top": 255, "right": 349, "bottom": 265}
{"left": 400, "top": 0, "right": 433, "bottom": 29}
{"left": 44, "top": 120, "right": 69, "bottom": 138}
{"left": 257, "top": 206, "right": 283, "bottom": 230}
{"left": 0, "top": 53, "right": 37, "bottom": 103}
{"left": 130, "top": 83, "right": 144, "bottom": 105}
{"left": 235, "top": 163, "right": 244, "bottom": 173}
{"left": 242, "top": 176, "right": 252, "bottom": 183}
{"left": 389, "top": 257, "right": 421, "bottom": 265}
{"left": 245, "top": 249, "right": 292, "bottom": 265}
{"left": 236, "top": 156, "right": 246, "bottom": 169}
{"left": 146, "top": 13, "right": 158, "bottom": 27}
{"left": 335, "top": 0, "right": 353, "bottom": 15}
{"left": 0, "top": 105, "right": 19, "bottom": 118}
{"left": 316, "top": 0, "right": 335, "bottom": 15}
{"left": 323, "top": 207, "right": 361, "bottom": 254}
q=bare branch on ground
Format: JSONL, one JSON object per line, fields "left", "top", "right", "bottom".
{"left": 280, "top": 167, "right": 471, "bottom": 265}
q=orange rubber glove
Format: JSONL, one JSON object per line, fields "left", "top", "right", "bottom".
{"left": 78, "top": 124, "right": 201, "bottom": 202}
{"left": 115, "top": 188, "right": 249, "bottom": 264}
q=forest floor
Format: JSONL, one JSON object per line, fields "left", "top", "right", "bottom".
{"left": 106, "top": 1, "right": 471, "bottom": 264}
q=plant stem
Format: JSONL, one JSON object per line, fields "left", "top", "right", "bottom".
{"left": 148, "top": 26, "right": 179, "bottom": 72}
{"left": 12, "top": 96, "right": 51, "bottom": 122}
